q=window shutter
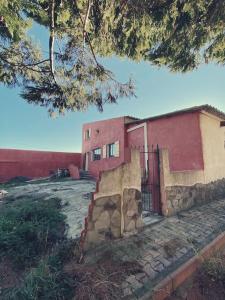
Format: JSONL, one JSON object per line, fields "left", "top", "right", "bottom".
{"left": 90, "top": 151, "right": 93, "bottom": 161}
{"left": 89, "top": 128, "right": 91, "bottom": 138}
{"left": 102, "top": 145, "right": 107, "bottom": 158}
{"left": 115, "top": 141, "right": 120, "bottom": 157}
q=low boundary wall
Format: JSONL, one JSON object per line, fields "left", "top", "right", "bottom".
{"left": 80, "top": 150, "right": 143, "bottom": 251}
{"left": 159, "top": 149, "right": 225, "bottom": 216}
{"left": 0, "top": 148, "right": 81, "bottom": 182}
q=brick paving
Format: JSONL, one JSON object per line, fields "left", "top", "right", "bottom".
{"left": 85, "top": 198, "right": 225, "bottom": 299}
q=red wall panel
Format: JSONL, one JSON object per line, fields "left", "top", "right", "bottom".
{"left": 148, "top": 112, "right": 204, "bottom": 171}
{"left": 126, "top": 112, "right": 204, "bottom": 172}
{"left": 0, "top": 149, "right": 81, "bottom": 182}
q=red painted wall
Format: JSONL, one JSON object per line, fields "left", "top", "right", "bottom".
{"left": 0, "top": 149, "right": 81, "bottom": 183}
{"left": 126, "top": 126, "right": 145, "bottom": 172}
{"left": 148, "top": 112, "right": 204, "bottom": 171}
{"left": 127, "top": 112, "right": 204, "bottom": 172}
{"left": 82, "top": 117, "right": 126, "bottom": 177}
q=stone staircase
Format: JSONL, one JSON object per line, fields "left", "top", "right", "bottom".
{"left": 79, "top": 170, "right": 95, "bottom": 181}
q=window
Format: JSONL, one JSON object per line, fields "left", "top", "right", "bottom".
{"left": 92, "top": 148, "right": 101, "bottom": 161}
{"left": 108, "top": 143, "right": 116, "bottom": 157}
{"left": 106, "top": 141, "right": 120, "bottom": 158}
{"left": 85, "top": 129, "right": 91, "bottom": 140}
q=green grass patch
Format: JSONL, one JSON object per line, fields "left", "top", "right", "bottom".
{"left": 2, "top": 261, "right": 75, "bottom": 300}
{"left": 0, "top": 197, "right": 66, "bottom": 269}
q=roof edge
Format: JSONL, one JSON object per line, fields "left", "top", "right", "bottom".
{"left": 127, "top": 105, "right": 225, "bottom": 125}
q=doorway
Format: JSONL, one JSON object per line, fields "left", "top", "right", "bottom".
{"left": 84, "top": 152, "right": 89, "bottom": 171}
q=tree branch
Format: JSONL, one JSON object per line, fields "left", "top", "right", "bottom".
{"left": 83, "top": 0, "right": 92, "bottom": 47}
{"left": 0, "top": 56, "right": 50, "bottom": 73}
{"left": 49, "top": 0, "right": 56, "bottom": 80}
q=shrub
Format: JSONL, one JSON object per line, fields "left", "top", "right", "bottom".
{"left": 0, "top": 197, "right": 66, "bottom": 269}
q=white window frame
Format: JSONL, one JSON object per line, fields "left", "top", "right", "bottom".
{"left": 92, "top": 148, "right": 101, "bottom": 161}
{"left": 84, "top": 129, "right": 91, "bottom": 140}
{"left": 106, "top": 141, "right": 119, "bottom": 158}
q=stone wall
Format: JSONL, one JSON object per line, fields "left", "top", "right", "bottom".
{"left": 160, "top": 149, "right": 225, "bottom": 216}
{"left": 80, "top": 150, "right": 143, "bottom": 251}
{"left": 166, "top": 178, "right": 225, "bottom": 215}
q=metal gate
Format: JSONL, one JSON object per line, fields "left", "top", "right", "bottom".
{"left": 140, "top": 145, "right": 161, "bottom": 215}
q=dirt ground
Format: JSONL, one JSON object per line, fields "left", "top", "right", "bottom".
{"left": 167, "top": 255, "right": 225, "bottom": 300}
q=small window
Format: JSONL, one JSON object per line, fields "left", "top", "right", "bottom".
{"left": 85, "top": 129, "right": 91, "bottom": 140}
{"left": 92, "top": 148, "right": 101, "bottom": 161}
{"left": 108, "top": 143, "right": 116, "bottom": 157}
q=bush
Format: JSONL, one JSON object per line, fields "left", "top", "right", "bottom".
{"left": 0, "top": 197, "right": 66, "bottom": 269}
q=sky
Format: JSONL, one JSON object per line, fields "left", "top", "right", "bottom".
{"left": 1, "top": 24, "right": 225, "bottom": 153}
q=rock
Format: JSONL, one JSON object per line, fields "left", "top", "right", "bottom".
{"left": 111, "top": 226, "right": 121, "bottom": 238}
{"left": 126, "top": 220, "right": 136, "bottom": 232}
{"left": 92, "top": 206, "right": 104, "bottom": 222}
{"left": 127, "top": 209, "right": 137, "bottom": 218}
{"left": 111, "top": 210, "right": 121, "bottom": 228}
{"left": 95, "top": 211, "right": 111, "bottom": 231}
{"left": 103, "top": 200, "right": 117, "bottom": 210}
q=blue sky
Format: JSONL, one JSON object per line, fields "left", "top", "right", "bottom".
{"left": 1, "top": 24, "right": 225, "bottom": 152}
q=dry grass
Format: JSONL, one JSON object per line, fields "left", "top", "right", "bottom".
{"left": 64, "top": 254, "right": 142, "bottom": 300}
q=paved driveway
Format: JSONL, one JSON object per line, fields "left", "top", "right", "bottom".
{"left": 3, "top": 179, "right": 96, "bottom": 239}
{"left": 85, "top": 198, "right": 225, "bottom": 299}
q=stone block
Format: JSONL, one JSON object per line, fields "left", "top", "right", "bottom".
{"left": 127, "top": 209, "right": 138, "bottom": 218}
{"left": 95, "top": 196, "right": 110, "bottom": 207}
{"left": 111, "top": 226, "right": 121, "bottom": 238}
{"left": 111, "top": 210, "right": 121, "bottom": 228}
{"left": 92, "top": 206, "right": 104, "bottom": 222}
{"left": 126, "top": 220, "right": 136, "bottom": 232}
{"left": 95, "top": 211, "right": 111, "bottom": 231}
{"left": 103, "top": 200, "right": 117, "bottom": 211}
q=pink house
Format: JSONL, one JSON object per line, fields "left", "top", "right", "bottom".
{"left": 82, "top": 105, "right": 225, "bottom": 215}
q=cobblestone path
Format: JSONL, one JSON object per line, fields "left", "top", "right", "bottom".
{"left": 86, "top": 198, "right": 225, "bottom": 299}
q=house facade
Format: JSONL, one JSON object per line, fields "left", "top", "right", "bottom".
{"left": 82, "top": 105, "right": 225, "bottom": 215}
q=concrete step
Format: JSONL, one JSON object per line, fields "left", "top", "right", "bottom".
{"left": 79, "top": 170, "right": 95, "bottom": 180}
